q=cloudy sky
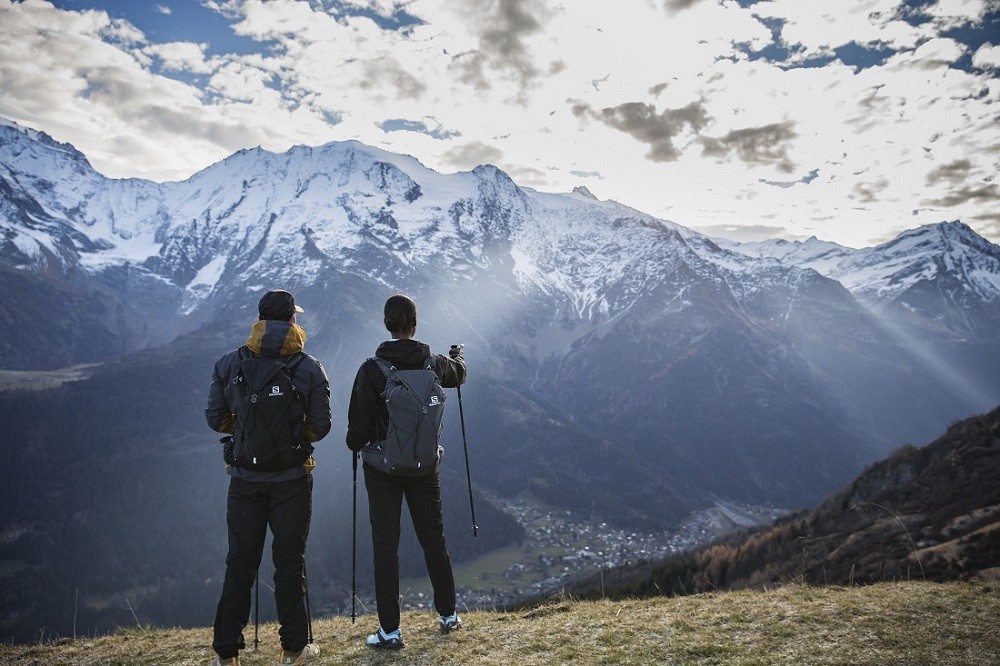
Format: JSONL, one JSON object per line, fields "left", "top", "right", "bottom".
{"left": 1, "top": 0, "right": 997, "bottom": 247}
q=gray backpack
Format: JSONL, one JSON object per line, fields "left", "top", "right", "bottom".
{"left": 362, "top": 356, "right": 446, "bottom": 476}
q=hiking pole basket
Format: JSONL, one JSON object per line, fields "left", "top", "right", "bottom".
{"left": 351, "top": 450, "right": 358, "bottom": 624}
{"left": 452, "top": 345, "right": 478, "bottom": 537}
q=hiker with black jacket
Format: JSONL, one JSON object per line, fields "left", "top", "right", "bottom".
{"left": 346, "top": 294, "right": 466, "bottom": 649}
{"left": 206, "top": 289, "right": 331, "bottom": 666}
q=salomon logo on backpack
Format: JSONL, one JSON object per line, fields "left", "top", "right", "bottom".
{"left": 363, "top": 356, "right": 446, "bottom": 476}
{"left": 227, "top": 346, "right": 309, "bottom": 471}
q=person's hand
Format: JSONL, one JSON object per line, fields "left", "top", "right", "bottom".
{"left": 449, "top": 344, "right": 464, "bottom": 360}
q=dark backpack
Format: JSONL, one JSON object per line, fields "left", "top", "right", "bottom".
{"left": 227, "top": 346, "right": 310, "bottom": 472}
{"left": 362, "top": 356, "right": 446, "bottom": 476}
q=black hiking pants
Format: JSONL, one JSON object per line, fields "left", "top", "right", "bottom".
{"left": 365, "top": 465, "right": 456, "bottom": 632}
{"left": 213, "top": 475, "right": 312, "bottom": 659}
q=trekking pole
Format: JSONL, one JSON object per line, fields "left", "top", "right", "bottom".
{"left": 351, "top": 451, "right": 358, "bottom": 624}
{"left": 253, "top": 571, "right": 260, "bottom": 651}
{"left": 452, "top": 344, "right": 478, "bottom": 538}
{"left": 303, "top": 561, "right": 313, "bottom": 644}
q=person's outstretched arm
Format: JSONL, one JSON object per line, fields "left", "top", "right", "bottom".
{"left": 436, "top": 346, "right": 466, "bottom": 388}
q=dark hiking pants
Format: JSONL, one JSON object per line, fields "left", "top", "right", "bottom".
{"left": 364, "top": 465, "right": 456, "bottom": 632}
{"left": 213, "top": 475, "right": 312, "bottom": 659}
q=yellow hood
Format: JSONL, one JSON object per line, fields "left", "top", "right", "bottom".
{"left": 246, "top": 320, "right": 307, "bottom": 357}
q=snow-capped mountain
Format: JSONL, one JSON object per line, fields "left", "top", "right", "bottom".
{"left": 1, "top": 119, "right": 713, "bottom": 324}
{"left": 721, "top": 223, "right": 1000, "bottom": 331}
{"left": 716, "top": 235, "right": 852, "bottom": 272}
{"left": 3, "top": 117, "right": 1000, "bottom": 519}
{"left": 829, "top": 222, "right": 999, "bottom": 300}
{"left": 7, "top": 115, "right": 996, "bottom": 343}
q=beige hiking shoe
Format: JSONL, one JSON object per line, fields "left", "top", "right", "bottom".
{"left": 276, "top": 643, "right": 320, "bottom": 665}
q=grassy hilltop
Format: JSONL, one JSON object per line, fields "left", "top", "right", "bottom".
{"left": 4, "top": 582, "right": 998, "bottom": 665}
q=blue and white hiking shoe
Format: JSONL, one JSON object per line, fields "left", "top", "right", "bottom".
{"left": 438, "top": 612, "right": 462, "bottom": 634}
{"left": 366, "top": 627, "right": 403, "bottom": 650}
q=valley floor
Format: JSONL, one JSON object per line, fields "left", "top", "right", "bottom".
{"left": 3, "top": 581, "right": 998, "bottom": 665}
{"left": 390, "top": 496, "right": 784, "bottom": 614}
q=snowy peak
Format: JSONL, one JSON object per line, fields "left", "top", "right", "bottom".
{"left": 721, "top": 235, "right": 850, "bottom": 268}
{"left": 826, "top": 222, "right": 1000, "bottom": 303}
{"left": 874, "top": 221, "right": 995, "bottom": 262}
{"left": 0, "top": 119, "right": 92, "bottom": 170}
{"left": 365, "top": 161, "right": 422, "bottom": 202}
{"left": 722, "top": 221, "right": 1000, "bottom": 306}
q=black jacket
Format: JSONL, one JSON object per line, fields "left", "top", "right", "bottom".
{"left": 346, "top": 339, "right": 466, "bottom": 453}
{"left": 206, "top": 320, "right": 332, "bottom": 469}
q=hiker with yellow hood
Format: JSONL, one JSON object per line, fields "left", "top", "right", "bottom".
{"left": 205, "top": 289, "right": 331, "bottom": 666}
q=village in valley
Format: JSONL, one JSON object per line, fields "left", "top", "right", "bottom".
{"left": 387, "top": 495, "right": 787, "bottom": 614}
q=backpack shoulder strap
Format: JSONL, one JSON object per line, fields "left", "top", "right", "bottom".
{"left": 234, "top": 346, "right": 252, "bottom": 383}
{"left": 284, "top": 352, "right": 306, "bottom": 381}
{"left": 371, "top": 357, "right": 397, "bottom": 381}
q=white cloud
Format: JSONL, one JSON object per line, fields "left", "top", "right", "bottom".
{"left": 144, "top": 41, "right": 213, "bottom": 74}
{"left": 751, "top": 0, "right": 929, "bottom": 57}
{"left": 154, "top": 4, "right": 172, "bottom": 16}
{"left": 925, "top": 0, "right": 992, "bottom": 29}
{"left": 207, "top": 59, "right": 277, "bottom": 102}
{"left": 0, "top": 0, "right": 336, "bottom": 181}
{"left": 0, "top": 0, "right": 997, "bottom": 247}
{"left": 102, "top": 15, "right": 146, "bottom": 44}
{"left": 897, "top": 37, "right": 968, "bottom": 69}
{"left": 972, "top": 43, "right": 1000, "bottom": 68}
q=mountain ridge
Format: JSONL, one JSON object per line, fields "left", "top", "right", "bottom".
{"left": 0, "top": 118, "right": 1000, "bottom": 338}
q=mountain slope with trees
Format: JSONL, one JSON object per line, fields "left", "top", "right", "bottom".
{"left": 582, "top": 404, "right": 1000, "bottom": 600}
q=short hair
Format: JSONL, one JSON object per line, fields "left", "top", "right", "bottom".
{"left": 383, "top": 294, "right": 417, "bottom": 335}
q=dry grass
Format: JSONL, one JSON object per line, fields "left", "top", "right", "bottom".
{"left": 3, "top": 582, "right": 998, "bottom": 665}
